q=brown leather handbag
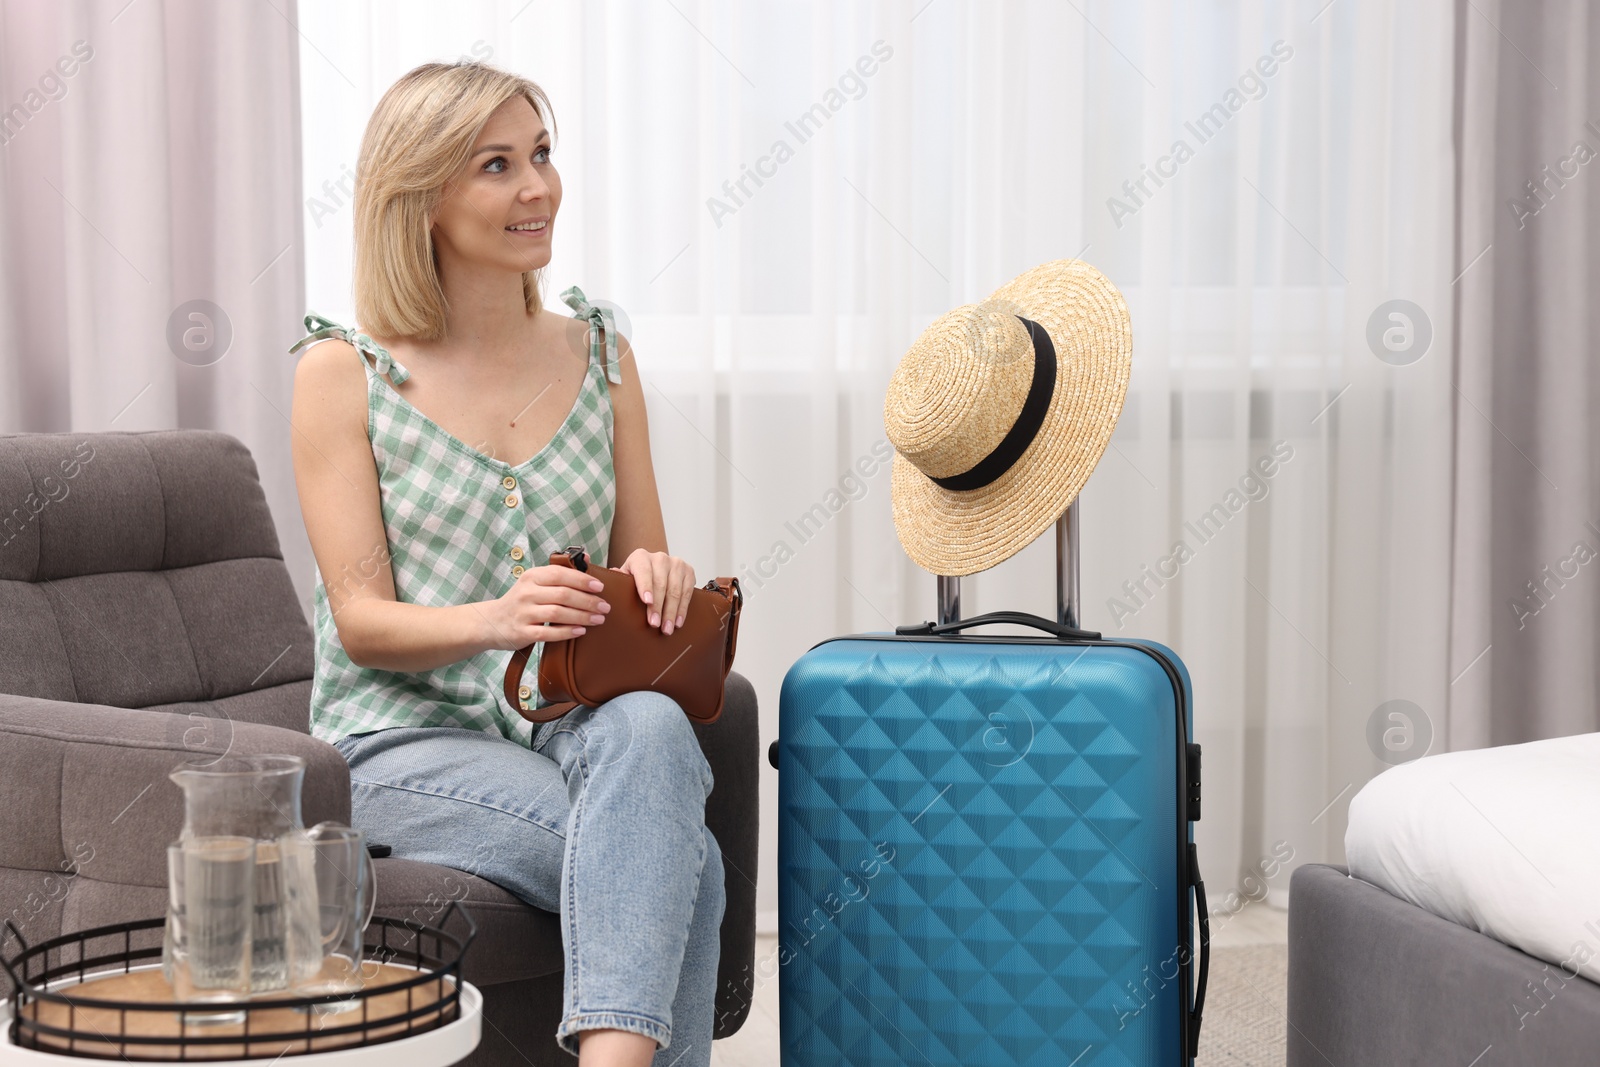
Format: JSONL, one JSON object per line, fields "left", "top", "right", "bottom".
{"left": 502, "top": 545, "right": 743, "bottom": 725}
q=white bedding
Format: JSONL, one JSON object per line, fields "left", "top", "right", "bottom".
{"left": 1345, "top": 731, "right": 1600, "bottom": 984}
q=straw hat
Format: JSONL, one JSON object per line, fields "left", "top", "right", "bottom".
{"left": 884, "top": 258, "right": 1132, "bottom": 576}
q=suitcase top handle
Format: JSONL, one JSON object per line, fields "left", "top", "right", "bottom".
{"left": 896, "top": 609, "right": 1101, "bottom": 642}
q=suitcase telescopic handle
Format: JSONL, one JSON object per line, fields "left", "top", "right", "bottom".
{"left": 1056, "top": 497, "right": 1081, "bottom": 629}
{"left": 934, "top": 499, "right": 1083, "bottom": 629}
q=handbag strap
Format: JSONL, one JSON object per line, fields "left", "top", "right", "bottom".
{"left": 526, "top": 699, "right": 580, "bottom": 724}
{"left": 503, "top": 643, "right": 580, "bottom": 722}
{"left": 502, "top": 549, "right": 583, "bottom": 722}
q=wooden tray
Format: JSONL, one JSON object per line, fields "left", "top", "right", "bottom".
{"left": 13, "top": 961, "right": 458, "bottom": 1060}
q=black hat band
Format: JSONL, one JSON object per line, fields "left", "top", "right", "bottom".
{"left": 929, "top": 314, "right": 1056, "bottom": 492}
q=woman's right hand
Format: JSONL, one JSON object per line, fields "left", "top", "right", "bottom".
{"left": 483, "top": 565, "right": 611, "bottom": 649}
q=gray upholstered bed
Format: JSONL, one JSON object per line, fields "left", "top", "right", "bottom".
{"left": 1287, "top": 863, "right": 1600, "bottom": 1065}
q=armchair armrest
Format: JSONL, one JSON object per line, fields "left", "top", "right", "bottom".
{"left": 691, "top": 670, "right": 760, "bottom": 1038}
{"left": 0, "top": 694, "right": 348, "bottom": 950}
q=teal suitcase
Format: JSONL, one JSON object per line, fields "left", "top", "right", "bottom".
{"left": 772, "top": 506, "right": 1208, "bottom": 1065}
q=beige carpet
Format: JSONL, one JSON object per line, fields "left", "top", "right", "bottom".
{"left": 1194, "top": 943, "right": 1289, "bottom": 1066}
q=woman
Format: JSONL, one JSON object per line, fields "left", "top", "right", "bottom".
{"left": 288, "top": 61, "right": 725, "bottom": 1067}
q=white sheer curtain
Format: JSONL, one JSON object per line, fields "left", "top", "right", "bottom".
{"left": 295, "top": 0, "right": 1457, "bottom": 929}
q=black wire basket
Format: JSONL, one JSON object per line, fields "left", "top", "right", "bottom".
{"left": 2, "top": 900, "right": 477, "bottom": 1060}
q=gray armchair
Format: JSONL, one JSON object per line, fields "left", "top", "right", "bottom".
{"left": 0, "top": 429, "right": 759, "bottom": 1065}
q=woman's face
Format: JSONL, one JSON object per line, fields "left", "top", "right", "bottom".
{"left": 430, "top": 95, "right": 560, "bottom": 276}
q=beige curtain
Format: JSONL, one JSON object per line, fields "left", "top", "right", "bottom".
{"left": 0, "top": 0, "right": 309, "bottom": 584}
{"left": 1448, "top": 0, "right": 1600, "bottom": 750}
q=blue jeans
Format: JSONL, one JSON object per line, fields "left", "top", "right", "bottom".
{"left": 332, "top": 690, "right": 726, "bottom": 1064}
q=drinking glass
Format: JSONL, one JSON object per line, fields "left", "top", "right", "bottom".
{"left": 166, "top": 835, "right": 255, "bottom": 1023}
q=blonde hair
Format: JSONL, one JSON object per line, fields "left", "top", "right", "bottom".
{"left": 352, "top": 61, "right": 558, "bottom": 342}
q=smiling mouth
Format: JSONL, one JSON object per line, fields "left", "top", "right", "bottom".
{"left": 506, "top": 220, "right": 549, "bottom": 235}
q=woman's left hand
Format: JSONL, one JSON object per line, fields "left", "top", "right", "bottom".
{"left": 616, "top": 549, "right": 696, "bottom": 635}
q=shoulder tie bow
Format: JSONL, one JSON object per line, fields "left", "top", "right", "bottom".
{"left": 560, "top": 285, "right": 624, "bottom": 385}
{"left": 288, "top": 312, "right": 411, "bottom": 385}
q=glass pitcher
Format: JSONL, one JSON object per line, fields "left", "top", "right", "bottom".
{"left": 164, "top": 754, "right": 373, "bottom": 995}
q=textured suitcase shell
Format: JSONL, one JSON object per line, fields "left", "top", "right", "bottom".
{"left": 776, "top": 626, "right": 1201, "bottom": 1066}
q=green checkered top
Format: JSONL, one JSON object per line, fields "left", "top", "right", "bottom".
{"left": 290, "top": 287, "right": 621, "bottom": 749}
